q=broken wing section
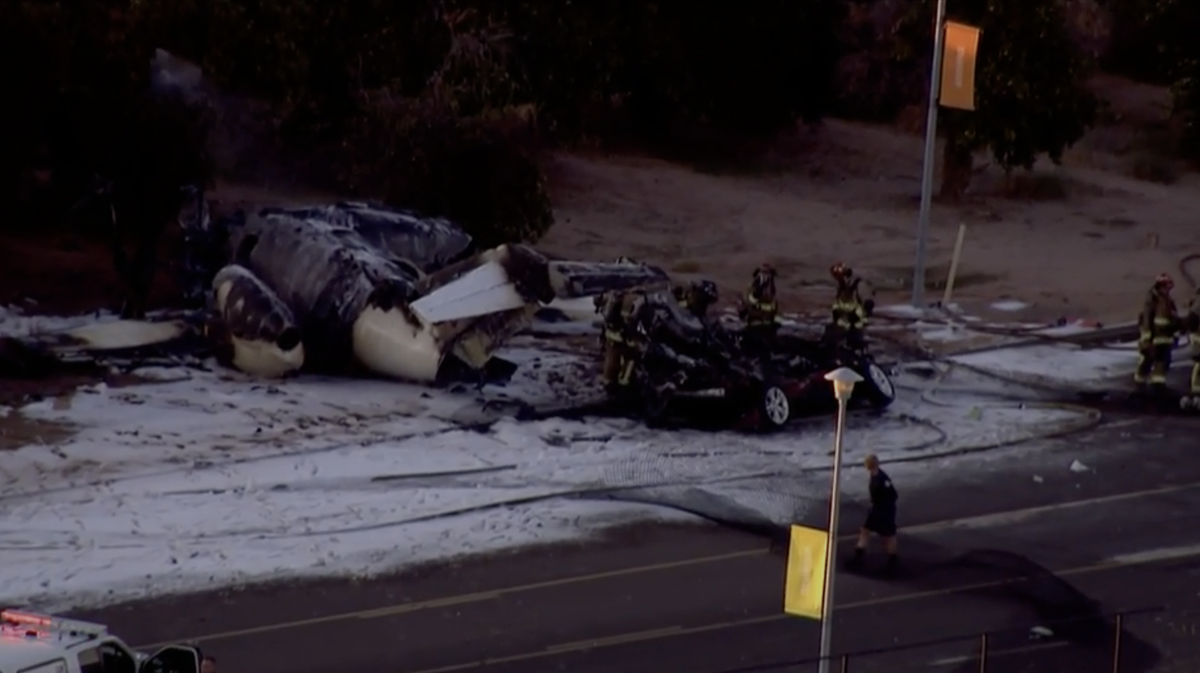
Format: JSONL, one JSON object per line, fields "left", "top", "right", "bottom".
{"left": 411, "top": 246, "right": 671, "bottom": 321}
{"left": 210, "top": 264, "right": 305, "bottom": 378}
{"left": 410, "top": 259, "right": 526, "bottom": 323}
{"left": 408, "top": 245, "right": 671, "bottom": 375}
{"left": 545, "top": 260, "right": 672, "bottom": 298}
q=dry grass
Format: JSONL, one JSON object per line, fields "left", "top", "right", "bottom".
{"left": 1127, "top": 151, "right": 1180, "bottom": 184}
{"left": 671, "top": 259, "right": 703, "bottom": 273}
{"left": 1071, "top": 73, "right": 1180, "bottom": 179}
{"left": 998, "top": 172, "right": 1071, "bottom": 201}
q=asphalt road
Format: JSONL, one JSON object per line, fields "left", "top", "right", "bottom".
{"left": 76, "top": 413, "right": 1200, "bottom": 673}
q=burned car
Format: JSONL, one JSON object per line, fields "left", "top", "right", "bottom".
{"left": 612, "top": 288, "right": 896, "bottom": 430}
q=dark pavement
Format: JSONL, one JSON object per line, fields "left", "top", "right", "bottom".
{"left": 75, "top": 414, "right": 1200, "bottom": 673}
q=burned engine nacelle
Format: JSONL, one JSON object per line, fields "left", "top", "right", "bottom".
{"left": 210, "top": 264, "right": 304, "bottom": 378}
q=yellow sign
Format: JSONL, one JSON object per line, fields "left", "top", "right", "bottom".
{"left": 783, "top": 525, "right": 829, "bottom": 620}
{"left": 939, "top": 21, "right": 981, "bottom": 111}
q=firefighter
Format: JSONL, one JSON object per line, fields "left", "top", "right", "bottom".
{"left": 827, "top": 262, "right": 876, "bottom": 352}
{"left": 1135, "top": 273, "right": 1179, "bottom": 393}
{"left": 595, "top": 256, "right": 642, "bottom": 376}
{"left": 597, "top": 289, "right": 629, "bottom": 390}
{"left": 1183, "top": 289, "right": 1200, "bottom": 409}
{"left": 617, "top": 289, "right": 652, "bottom": 387}
{"left": 597, "top": 256, "right": 655, "bottom": 390}
{"left": 740, "top": 264, "right": 779, "bottom": 349}
{"left": 597, "top": 287, "right": 649, "bottom": 391}
{"left": 675, "top": 280, "right": 719, "bottom": 321}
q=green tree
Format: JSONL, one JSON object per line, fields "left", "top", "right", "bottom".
{"left": 647, "top": 0, "right": 846, "bottom": 134}
{"left": 1099, "top": 0, "right": 1177, "bottom": 83}
{"left": 462, "top": 0, "right": 647, "bottom": 140}
{"left": 1097, "top": 0, "right": 1200, "bottom": 160}
{"left": 1134, "top": 0, "right": 1200, "bottom": 159}
{"left": 895, "top": 0, "right": 1098, "bottom": 198}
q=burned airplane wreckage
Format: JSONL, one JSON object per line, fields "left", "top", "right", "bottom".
{"left": 189, "top": 200, "right": 669, "bottom": 382}
{"left": 0, "top": 198, "right": 667, "bottom": 387}
{"left": 0, "top": 46, "right": 666, "bottom": 385}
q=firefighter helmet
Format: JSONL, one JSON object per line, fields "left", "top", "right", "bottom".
{"left": 830, "top": 262, "right": 853, "bottom": 280}
{"left": 754, "top": 263, "right": 776, "bottom": 278}
{"left": 691, "top": 279, "right": 719, "bottom": 305}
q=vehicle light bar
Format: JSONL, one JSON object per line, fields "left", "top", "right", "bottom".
{"left": 1, "top": 610, "right": 108, "bottom": 637}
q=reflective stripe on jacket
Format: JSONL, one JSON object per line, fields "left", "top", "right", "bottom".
{"left": 1138, "top": 288, "right": 1177, "bottom": 345}
{"left": 832, "top": 278, "right": 873, "bottom": 329}
{"left": 744, "top": 293, "right": 777, "bottom": 326}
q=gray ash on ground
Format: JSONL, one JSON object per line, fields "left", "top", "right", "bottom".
{"left": 488, "top": 339, "right": 604, "bottom": 410}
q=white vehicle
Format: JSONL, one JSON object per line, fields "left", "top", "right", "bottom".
{"left": 0, "top": 610, "right": 200, "bottom": 673}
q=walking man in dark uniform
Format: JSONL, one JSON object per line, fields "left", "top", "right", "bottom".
{"left": 845, "top": 454, "right": 899, "bottom": 575}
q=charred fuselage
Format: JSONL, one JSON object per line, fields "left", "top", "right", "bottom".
{"left": 197, "top": 201, "right": 668, "bottom": 381}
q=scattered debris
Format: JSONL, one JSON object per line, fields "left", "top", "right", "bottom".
{"left": 1028, "top": 625, "right": 1055, "bottom": 639}
{"left": 991, "top": 300, "right": 1029, "bottom": 312}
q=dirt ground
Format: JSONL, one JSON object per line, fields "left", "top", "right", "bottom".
{"left": 2, "top": 76, "right": 1197, "bottom": 329}
{"left": 540, "top": 75, "right": 1200, "bottom": 327}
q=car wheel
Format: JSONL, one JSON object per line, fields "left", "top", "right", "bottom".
{"left": 857, "top": 361, "right": 896, "bottom": 408}
{"left": 760, "top": 385, "right": 791, "bottom": 428}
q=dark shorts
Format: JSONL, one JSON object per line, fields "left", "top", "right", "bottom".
{"left": 864, "top": 507, "right": 897, "bottom": 537}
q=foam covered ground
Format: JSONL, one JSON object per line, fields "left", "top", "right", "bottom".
{"left": 0, "top": 344, "right": 1095, "bottom": 611}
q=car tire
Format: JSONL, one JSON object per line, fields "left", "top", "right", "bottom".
{"left": 860, "top": 361, "right": 897, "bottom": 408}
{"left": 759, "top": 384, "right": 792, "bottom": 429}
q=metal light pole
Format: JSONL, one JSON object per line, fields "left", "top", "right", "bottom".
{"left": 911, "top": 0, "right": 950, "bottom": 308}
{"left": 817, "top": 367, "right": 863, "bottom": 673}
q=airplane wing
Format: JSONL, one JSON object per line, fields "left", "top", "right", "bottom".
{"left": 410, "top": 245, "right": 671, "bottom": 325}
{"left": 410, "top": 261, "right": 526, "bottom": 324}
{"left": 23, "top": 319, "right": 193, "bottom": 353}
{"left": 546, "top": 260, "right": 672, "bottom": 299}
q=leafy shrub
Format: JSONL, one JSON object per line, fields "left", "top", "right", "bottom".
{"left": 1128, "top": 151, "right": 1179, "bottom": 182}
{"left": 338, "top": 96, "right": 552, "bottom": 247}
{"left": 1000, "top": 172, "right": 1069, "bottom": 200}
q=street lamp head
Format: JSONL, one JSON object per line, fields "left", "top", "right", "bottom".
{"left": 824, "top": 367, "right": 863, "bottom": 402}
